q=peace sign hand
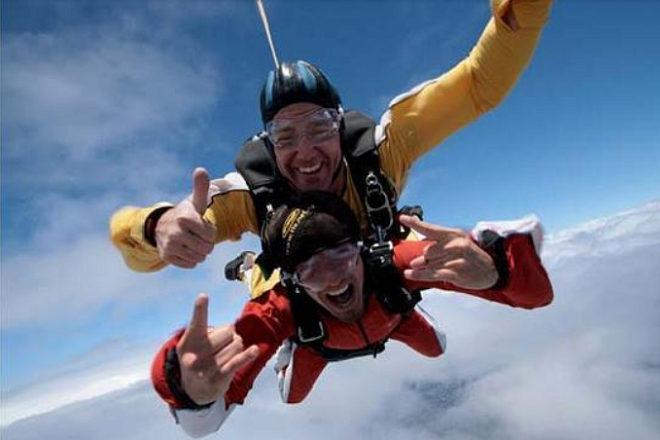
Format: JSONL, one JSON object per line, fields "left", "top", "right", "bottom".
{"left": 399, "top": 215, "right": 499, "bottom": 290}
{"left": 177, "top": 294, "right": 259, "bottom": 406}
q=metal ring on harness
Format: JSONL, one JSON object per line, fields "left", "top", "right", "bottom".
{"left": 364, "top": 172, "right": 394, "bottom": 241}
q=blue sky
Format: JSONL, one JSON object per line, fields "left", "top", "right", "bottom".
{"left": 1, "top": 0, "right": 659, "bottom": 435}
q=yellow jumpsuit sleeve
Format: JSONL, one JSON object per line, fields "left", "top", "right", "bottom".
{"left": 109, "top": 180, "right": 259, "bottom": 273}
{"left": 379, "top": 0, "right": 553, "bottom": 193}
{"left": 205, "top": 190, "right": 260, "bottom": 242}
{"left": 109, "top": 204, "right": 172, "bottom": 273}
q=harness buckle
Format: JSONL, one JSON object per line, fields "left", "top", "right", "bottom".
{"left": 366, "top": 241, "right": 393, "bottom": 268}
{"left": 297, "top": 322, "right": 325, "bottom": 344}
{"left": 364, "top": 172, "right": 394, "bottom": 235}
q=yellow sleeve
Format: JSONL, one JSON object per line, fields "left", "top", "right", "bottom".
{"left": 379, "top": 0, "right": 553, "bottom": 192}
{"left": 205, "top": 190, "right": 260, "bottom": 242}
{"left": 109, "top": 188, "right": 259, "bottom": 273}
{"left": 109, "top": 204, "right": 172, "bottom": 273}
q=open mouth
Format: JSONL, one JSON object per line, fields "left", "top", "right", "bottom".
{"left": 296, "top": 163, "right": 323, "bottom": 175}
{"left": 326, "top": 285, "right": 353, "bottom": 306}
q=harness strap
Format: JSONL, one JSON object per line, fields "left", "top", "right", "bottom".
{"left": 340, "top": 112, "right": 399, "bottom": 242}
{"left": 283, "top": 275, "right": 325, "bottom": 344}
{"left": 314, "top": 340, "right": 387, "bottom": 363}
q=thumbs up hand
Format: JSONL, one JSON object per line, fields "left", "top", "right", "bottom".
{"left": 177, "top": 294, "right": 260, "bottom": 406}
{"left": 399, "top": 215, "right": 499, "bottom": 290}
{"left": 155, "top": 168, "right": 218, "bottom": 268}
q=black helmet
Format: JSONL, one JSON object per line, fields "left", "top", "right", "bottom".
{"left": 260, "top": 60, "right": 342, "bottom": 125}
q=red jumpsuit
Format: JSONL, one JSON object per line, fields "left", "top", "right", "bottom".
{"left": 153, "top": 230, "right": 553, "bottom": 413}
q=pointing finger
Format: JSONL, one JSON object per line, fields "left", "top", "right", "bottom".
{"left": 399, "top": 215, "right": 460, "bottom": 246}
{"left": 188, "top": 293, "right": 209, "bottom": 332}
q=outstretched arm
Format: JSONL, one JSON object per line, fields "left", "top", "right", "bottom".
{"left": 152, "top": 294, "right": 259, "bottom": 438}
{"left": 109, "top": 168, "right": 258, "bottom": 273}
{"left": 379, "top": 0, "right": 553, "bottom": 190}
{"left": 152, "top": 291, "right": 294, "bottom": 437}
{"left": 396, "top": 215, "right": 553, "bottom": 309}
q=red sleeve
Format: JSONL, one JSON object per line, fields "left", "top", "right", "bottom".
{"left": 151, "top": 328, "right": 186, "bottom": 408}
{"left": 394, "top": 236, "right": 553, "bottom": 309}
{"left": 226, "top": 287, "right": 296, "bottom": 405}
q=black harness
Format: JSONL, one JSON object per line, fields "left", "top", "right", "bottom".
{"left": 234, "top": 110, "right": 423, "bottom": 362}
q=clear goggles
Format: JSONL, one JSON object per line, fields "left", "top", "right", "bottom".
{"left": 266, "top": 108, "right": 342, "bottom": 151}
{"left": 293, "top": 241, "right": 360, "bottom": 295}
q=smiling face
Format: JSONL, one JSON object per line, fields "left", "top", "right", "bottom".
{"left": 295, "top": 242, "right": 366, "bottom": 323}
{"left": 270, "top": 103, "right": 345, "bottom": 194}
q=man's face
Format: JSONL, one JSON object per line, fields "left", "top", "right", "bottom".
{"left": 269, "top": 103, "right": 344, "bottom": 194}
{"left": 295, "top": 242, "right": 365, "bottom": 323}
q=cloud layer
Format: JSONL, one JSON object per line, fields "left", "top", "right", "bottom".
{"left": 3, "top": 200, "right": 659, "bottom": 439}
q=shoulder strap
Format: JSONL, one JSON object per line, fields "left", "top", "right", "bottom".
{"left": 234, "top": 134, "right": 288, "bottom": 228}
{"left": 365, "top": 256, "right": 422, "bottom": 315}
{"left": 281, "top": 276, "right": 326, "bottom": 345}
{"left": 340, "top": 111, "right": 378, "bottom": 158}
{"left": 341, "top": 111, "right": 399, "bottom": 242}
{"left": 341, "top": 113, "right": 416, "bottom": 314}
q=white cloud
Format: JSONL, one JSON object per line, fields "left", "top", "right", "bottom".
{"left": 542, "top": 199, "right": 660, "bottom": 268}
{"left": 3, "top": 19, "right": 219, "bottom": 159}
{"left": 0, "top": 226, "right": 259, "bottom": 330}
{"left": 3, "top": 200, "right": 659, "bottom": 439}
{"left": 2, "top": 232, "right": 151, "bottom": 329}
{"left": 0, "top": 342, "right": 155, "bottom": 428}
{"left": 1, "top": 4, "right": 224, "bottom": 201}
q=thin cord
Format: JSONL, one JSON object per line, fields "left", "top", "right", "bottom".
{"left": 256, "top": 0, "right": 280, "bottom": 69}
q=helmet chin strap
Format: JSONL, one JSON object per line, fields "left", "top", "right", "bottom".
{"left": 256, "top": 0, "right": 280, "bottom": 69}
